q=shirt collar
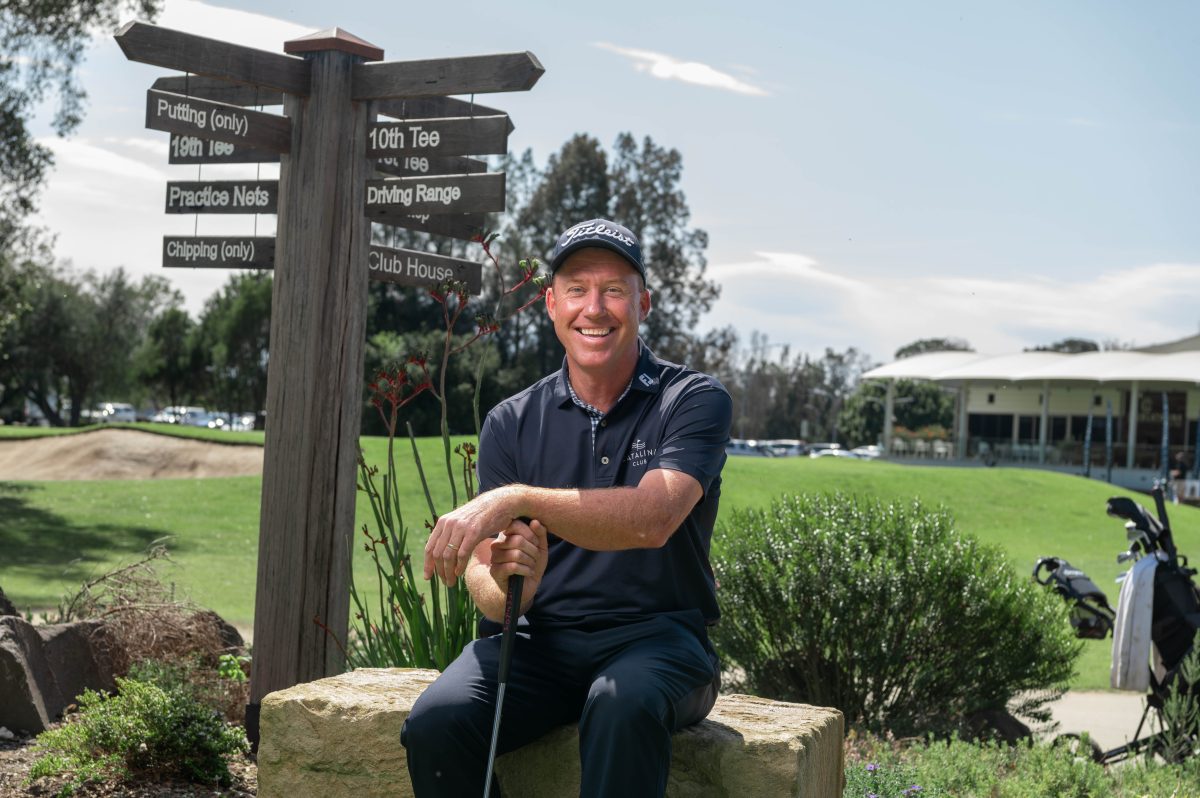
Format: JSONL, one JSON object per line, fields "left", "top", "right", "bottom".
{"left": 552, "top": 338, "right": 662, "bottom": 407}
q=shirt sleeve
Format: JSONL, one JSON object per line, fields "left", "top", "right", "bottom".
{"left": 648, "top": 378, "right": 732, "bottom": 494}
{"left": 477, "top": 404, "right": 519, "bottom": 493}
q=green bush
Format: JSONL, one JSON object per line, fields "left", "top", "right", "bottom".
{"left": 845, "top": 734, "right": 1200, "bottom": 797}
{"left": 712, "top": 493, "right": 1080, "bottom": 736}
{"left": 27, "top": 677, "right": 248, "bottom": 796}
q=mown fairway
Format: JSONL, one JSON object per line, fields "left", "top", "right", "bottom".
{"left": 2, "top": 427, "right": 1197, "bottom": 690}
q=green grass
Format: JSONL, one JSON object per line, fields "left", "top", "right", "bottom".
{"left": 0, "top": 422, "right": 264, "bottom": 445}
{"left": 3, "top": 430, "right": 1197, "bottom": 690}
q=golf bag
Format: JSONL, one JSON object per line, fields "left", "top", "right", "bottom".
{"left": 1036, "top": 482, "right": 1200, "bottom": 763}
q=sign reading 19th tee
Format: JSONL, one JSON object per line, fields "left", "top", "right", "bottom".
{"left": 113, "top": 19, "right": 543, "bottom": 747}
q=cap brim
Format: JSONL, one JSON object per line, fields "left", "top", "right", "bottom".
{"left": 550, "top": 240, "right": 645, "bottom": 279}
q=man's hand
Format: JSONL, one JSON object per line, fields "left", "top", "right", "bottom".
{"left": 424, "top": 487, "right": 517, "bottom": 585}
{"left": 489, "top": 518, "right": 548, "bottom": 612}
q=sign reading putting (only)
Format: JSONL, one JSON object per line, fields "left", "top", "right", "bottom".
{"left": 366, "top": 115, "right": 509, "bottom": 158}
{"left": 169, "top": 134, "right": 281, "bottom": 164}
{"left": 364, "top": 172, "right": 505, "bottom": 217}
{"left": 165, "top": 181, "right": 279, "bottom": 214}
{"left": 369, "top": 245, "right": 483, "bottom": 294}
{"left": 163, "top": 236, "right": 276, "bottom": 269}
{"left": 146, "top": 89, "right": 291, "bottom": 153}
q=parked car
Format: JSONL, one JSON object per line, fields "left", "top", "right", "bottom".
{"left": 761, "top": 439, "right": 807, "bottom": 457}
{"left": 177, "top": 407, "right": 212, "bottom": 427}
{"left": 95, "top": 402, "right": 136, "bottom": 423}
{"left": 808, "top": 442, "right": 844, "bottom": 458}
{"left": 851, "top": 445, "right": 883, "bottom": 460}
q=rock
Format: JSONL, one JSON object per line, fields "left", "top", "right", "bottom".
{"left": 0, "top": 726, "right": 14, "bottom": 740}
{"left": 0, "top": 616, "right": 120, "bottom": 734}
{"left": 0, "top": 587, "right": 17, "bottom": 617}
{"left": 189, "top": 609, "right": 245, "bottom": 653}
{"left": 258, "top": 668, "right": 844, "bottom": 798}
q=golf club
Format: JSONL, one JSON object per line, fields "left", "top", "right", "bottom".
{"left": 483, "top": 572, "right": 523, "bottom": 798}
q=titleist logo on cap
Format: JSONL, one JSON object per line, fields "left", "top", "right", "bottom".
{"left": 562, "top": 222, "right": 635, "bottom": 248}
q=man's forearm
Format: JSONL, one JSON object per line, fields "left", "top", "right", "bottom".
{"left": 493, "top": 469, "right": 700, "bottom": 551}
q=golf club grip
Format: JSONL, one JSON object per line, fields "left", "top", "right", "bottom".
{"left": 497, "top": 574, "right": 523, "bottom": 683}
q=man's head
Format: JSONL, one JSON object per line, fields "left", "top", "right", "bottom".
{"left": 546, "top": 220, "right": 651, "bottom": 383}
{"left": 549, "top": 219, "right": 646, "bottom": 287}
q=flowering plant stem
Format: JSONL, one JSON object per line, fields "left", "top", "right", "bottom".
{"left": 340, "top": 235, "right": 546, "bottom": 671}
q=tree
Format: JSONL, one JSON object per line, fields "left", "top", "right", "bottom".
{"left": 894, "top": 337, "right": 972, "bottom": 360}
{"left": 0, "top": 0, "right": 160, "bottom": 248}
{"left": 1029, "top": 337, "right": 1099, "bottom": 353}
{"left": 134, "top": 306, "right": 196, "bottom": 408}
{"left": 191, "top": 272, "right": 271, "bottom": 416}
{"left": 838, "top": 379, "right": 955, "bottom": 447}
{"left": 1, "top": 261, "right": 173, "bottom": 424}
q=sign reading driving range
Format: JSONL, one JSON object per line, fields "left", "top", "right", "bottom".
{"left": 364, "top": 172, "right": 505, "bottom": 216}
{"left": 368, "top": 245, "right": 482, "bottom": 294}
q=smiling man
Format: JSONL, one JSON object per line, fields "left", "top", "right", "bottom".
{"left": 401, "top": 218, "right": 733, "bottom": 797}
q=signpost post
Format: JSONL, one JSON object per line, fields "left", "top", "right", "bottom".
{"left": 116, "top": 20, "right": 542, "bottom": 747}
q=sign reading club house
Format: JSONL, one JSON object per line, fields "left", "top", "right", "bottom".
{"left": 368, "top": 245, "right": 482, "bottom": 295}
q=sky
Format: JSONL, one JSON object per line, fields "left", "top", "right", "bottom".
{"left": 27, "top": 0, "right": 1200, "bottom": 366}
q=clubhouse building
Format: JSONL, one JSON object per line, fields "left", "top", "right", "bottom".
{"left": 861, "top": 334, "right": 1200, "bottom": 493}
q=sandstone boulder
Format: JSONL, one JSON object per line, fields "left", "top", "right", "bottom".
{"left": 259, "top": 668, "right": 844, "bottom": 797}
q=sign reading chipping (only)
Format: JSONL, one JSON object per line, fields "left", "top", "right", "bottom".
{"left": 162, "top": 236, "right": 276, "bottom": 269}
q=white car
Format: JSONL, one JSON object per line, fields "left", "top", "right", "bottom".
{"left": 96, "top": 402, "right": 136, "bottom": 423}
{"left": 851, "top": 445, "right": 883, "bottom": 460}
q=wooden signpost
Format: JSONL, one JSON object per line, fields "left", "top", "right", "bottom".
{"left": 116, "top": 20, "right": 542, "bottom": 747}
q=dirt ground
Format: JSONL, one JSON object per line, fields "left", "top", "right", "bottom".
{"left": 0, "top": 429, "right": 262, "bottom": 481}
{"left": 0, "top": 734, "right": 257, "bottom": 797}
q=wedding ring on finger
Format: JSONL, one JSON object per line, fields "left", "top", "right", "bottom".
{"left": 446, "top": 543, "right": 458, "bottom": 551}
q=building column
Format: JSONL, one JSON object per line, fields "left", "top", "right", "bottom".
{"left": 1038, "top": 381, "right": 1050, "bottom": 464}
{"left": 882, "top": 379, "right": 895, "bottom": 453}
{"left": 956, "top": 384, "right": 969, "bottom": 459}
{"left": 1126, "top": 381, "right": 1139, "bottom": 469}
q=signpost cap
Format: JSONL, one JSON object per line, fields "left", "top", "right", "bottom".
{"left": 285, "top": 27, "right": 383, "bottom": 61}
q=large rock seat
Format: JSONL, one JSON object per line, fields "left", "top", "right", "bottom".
{"left": 258, "top": 668, "right": 844, "bottom": 797}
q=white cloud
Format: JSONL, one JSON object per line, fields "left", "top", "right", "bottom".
{"left": 593, "top": 42, "right": 768, "bottom": 97}
{"left": 705, "top": 252, "right": 1200, "bottom": 360}
{"left": 39, "top": 137, "right": 167, "bottom": 182}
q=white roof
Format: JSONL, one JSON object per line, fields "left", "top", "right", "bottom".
{"left": 863, "top": 350, "right": 1200, "bottom": 385}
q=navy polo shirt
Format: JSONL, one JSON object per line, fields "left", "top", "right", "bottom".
{"left": 477, "top": 340, "right": 732, "bottom": 628}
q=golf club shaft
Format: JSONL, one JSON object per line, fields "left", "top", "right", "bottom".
{"left": 483, "top": 573, "right": 523, "bottom": 798}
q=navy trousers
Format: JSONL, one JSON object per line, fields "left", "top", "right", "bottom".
{"left": 401, "top": 610, "right": 720, "bottom": 798}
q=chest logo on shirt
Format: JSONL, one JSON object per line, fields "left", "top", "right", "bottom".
{"left": 627, "top": 438, "right": 656, "bottom": 468}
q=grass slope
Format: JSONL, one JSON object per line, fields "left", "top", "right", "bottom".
{"left": 2, "top": 430, "right": 1196, "bottom": 690}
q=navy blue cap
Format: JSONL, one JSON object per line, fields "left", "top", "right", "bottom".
{"left": 549, "top": 219, "right": 646, "bottom": 281}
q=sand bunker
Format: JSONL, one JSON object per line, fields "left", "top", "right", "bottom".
{"left": 0, "top": 428, "right": 264, "bottom": 480}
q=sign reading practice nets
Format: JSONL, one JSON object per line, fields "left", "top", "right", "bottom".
{"left": 165, "top": 180, "right": 279, "bottom": 214}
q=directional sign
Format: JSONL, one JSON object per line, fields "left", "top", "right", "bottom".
{"left": 147, "top": 89, "right": 291, "bottom": 153}
{"left": 378, "top": 213, "right": 488, "bottom": 242}
{"left": 153, "top": 75, "right": 284, "bottom": 107}
{"left": 377, "top": 97, "right": 511, "bottom": 132}
{"left": 117, "top": 21, "right": 310, "bottom": 96}
{"left": 162, "top": 236, "right": 275, "bottom": 269}
{"left": 165, "top": 180, "right": 279, "bottom": 214}
{"left": 353, "top": 51, "right": 544, "bottom": 100}
{"left": 368, "top": 245, "right": 483, "bottom": 294}
{"left": 374, "top": 154, "right": 485, "bottom": 178}
{"left": 169, "top": 134, "right": 281, "bottom": 164}
{"left": 366, "top": 115, "right": 509, "bottom": 158}
{"left": 364, "top": 172, "right": 505, "bottom": 216}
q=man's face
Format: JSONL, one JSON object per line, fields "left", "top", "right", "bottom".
{"left": 546, "top": 248, "right": 651, "bottom": 377}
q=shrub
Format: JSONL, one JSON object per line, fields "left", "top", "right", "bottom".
{"left": 712, "top": 493, "right": 1080, "bottom": 736}
{"left": 27, "top": 676, "right": 248, "bottom": 795}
